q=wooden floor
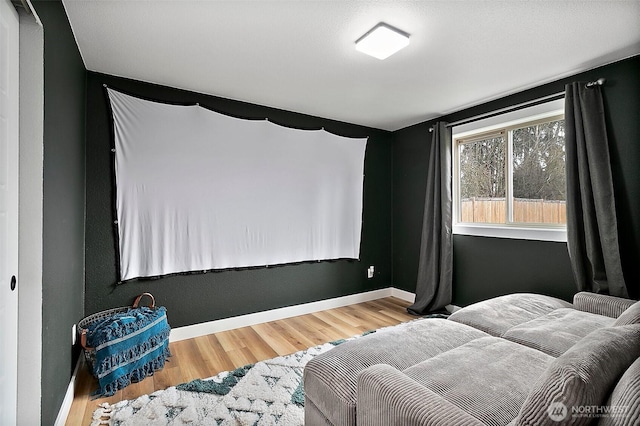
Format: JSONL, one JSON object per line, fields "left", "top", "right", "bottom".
{"left": 66, "top": 296, "right": 414, "bottom": 425}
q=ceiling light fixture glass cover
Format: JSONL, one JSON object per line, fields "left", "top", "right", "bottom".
{"left": 355, "top": 23, "right": 410, "bottom": 60}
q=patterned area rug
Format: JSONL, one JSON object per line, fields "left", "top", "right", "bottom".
{"left": 91, "top": 316, "right": 447, "bottom": 425}
{"left": 91, "top": 338, "right": 354, "bottom": 425}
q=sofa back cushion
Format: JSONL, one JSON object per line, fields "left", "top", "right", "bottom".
{"left": 613, "top": 301, "right": 640, "bottom": 326}
{"left": 516, "top": 324, "right": 640, "bottom": 426}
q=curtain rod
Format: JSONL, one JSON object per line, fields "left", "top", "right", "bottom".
{"left": 428, "top": 77, "right": 605, "bottom": 132}
{"left": 444, "top": 91, "right": 565, "bottom": 129}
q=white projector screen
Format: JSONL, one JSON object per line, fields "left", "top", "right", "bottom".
{"left": 107, "top": 89, "right": 367, "bottom": 281}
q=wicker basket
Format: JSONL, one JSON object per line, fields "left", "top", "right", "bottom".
{"left": 78, "top": 292, "right": 157, "bottom": 371}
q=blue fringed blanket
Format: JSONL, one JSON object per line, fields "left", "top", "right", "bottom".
{"left": 86, "top": 306, "right": 171, "bottom": 397}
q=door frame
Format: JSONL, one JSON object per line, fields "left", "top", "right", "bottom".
{"left": 15, "top": 2, "right": 44, "bottom": 424}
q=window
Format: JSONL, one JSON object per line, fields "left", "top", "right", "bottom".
{"left": 452, "top": 99, "right": 567, "bottom": 242}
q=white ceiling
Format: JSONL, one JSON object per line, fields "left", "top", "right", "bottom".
{"left": 62, "top": 0, "right": 640, "bottom": 131}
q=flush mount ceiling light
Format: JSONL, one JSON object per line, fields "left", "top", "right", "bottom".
{"left": 355, "top": 23, "right": 410, "bottom": 60}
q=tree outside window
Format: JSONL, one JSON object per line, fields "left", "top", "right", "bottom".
{"left": 456, "top": 117, "right": 566, "bottom": 225}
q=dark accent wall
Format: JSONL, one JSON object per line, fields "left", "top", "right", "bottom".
{"left": 30, "top": 7, "right": 637, "bottom": 418}
{"left": 33, "top": 1, "right": 86, "bottom": 424}
{"left": 85, "top": 72, "right": 393, "bottom": 327}
{"left": 393, "top": 56, "right": 640, "bottom": 306}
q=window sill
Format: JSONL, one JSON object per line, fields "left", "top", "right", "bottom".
{"left": 453, "top": 224, "right": 567, "bottom": 242}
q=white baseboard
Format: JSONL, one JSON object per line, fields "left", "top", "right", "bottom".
{"left": 170, "top": 287, "right": 416, "bottom": 342}
{"left": 389, "top": 288, "right": 458, "bottom": 313}
{"left": 54, "top": 355, "right": 82, "bottom": 426}
{"left": 390, "top": 287, "right": 416, "bottom": 303}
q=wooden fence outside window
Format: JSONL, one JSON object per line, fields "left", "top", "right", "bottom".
{"left": 460, "top": 198, "right": 567, "bottom": 224}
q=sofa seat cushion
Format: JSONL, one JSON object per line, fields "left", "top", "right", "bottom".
{"left": 448, "top": 293, "right": 572, "bottom": 337}
{"left": 515, "top": 324, "right": 640, "bottom": 426}
{"left": 401, "top": 337, "right": 553, "bottom": 426}
{"left": 303, "top": 318, "right": 488, "bottom": 426}
{"left": 502, "top": 308, "right": 615, "bottom": 357}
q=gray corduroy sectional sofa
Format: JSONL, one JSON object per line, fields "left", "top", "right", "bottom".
{"left": 303, "top": 292, "right": 640, "bottom": 425}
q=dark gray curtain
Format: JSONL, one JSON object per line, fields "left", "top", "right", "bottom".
{"left": 408, "top": 122, "right": 453, "bottom": 315}
{"left": 565, "top": 82, "right": 628, "bottom": 298}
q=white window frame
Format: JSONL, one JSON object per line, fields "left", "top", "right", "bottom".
{"left": 452, "top": 99, "right": 567, "bottom": 242}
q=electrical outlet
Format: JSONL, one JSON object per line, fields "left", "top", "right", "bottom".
{"left": 72, "top": 324, "right": 77, "bottom": 346}
{"left": 367, "top": 266, "right": 375, "bottom": 279}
